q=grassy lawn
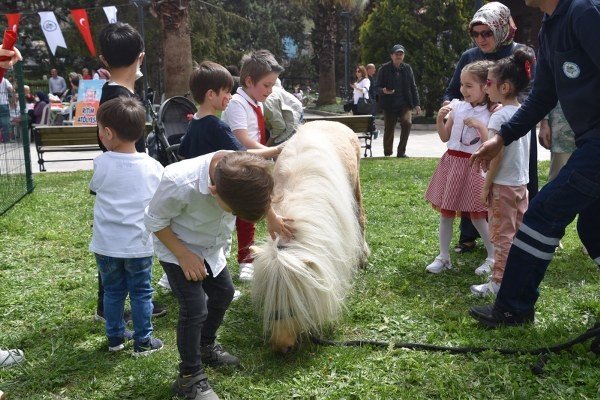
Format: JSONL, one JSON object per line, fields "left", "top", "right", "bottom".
{"left": 1, "top": 159, "right": 599, "bottom": 399}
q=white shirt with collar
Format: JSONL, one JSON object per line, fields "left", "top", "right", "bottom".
{"left": 221, "top": 87, "right": 261, "bottom": 143}
{"left": 144, "top": 152, "right": 235, "bottom": 277}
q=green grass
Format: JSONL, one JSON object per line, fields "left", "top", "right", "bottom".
{"left": 1, "top": 159, "right": 600, "bottom": 399}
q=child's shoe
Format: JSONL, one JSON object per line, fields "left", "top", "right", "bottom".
{"left": 239, "top": 263, "right": 254, "bottom": 282}
{"left": 425, "top": 256, "right": 452, "bottom": 274}
{"left": 172, "top": 371, "right": 220, "bottom": 400}
{"left": 470, "top": 280, "right": 501, "bottom": 297}
{"left": 133, "top": 337, "right": 163, "bottom": 357}
{"left": 200, "top": 343, "right": 240, "bottom": 367}
{"left": 108, "top": 329, "right": 134, "bottom": 352}
{"left": 0, "top": 349, "right": 24, "bottom": 368}
{"left": 474, "top": 258, "right": 494, "bottom": 276}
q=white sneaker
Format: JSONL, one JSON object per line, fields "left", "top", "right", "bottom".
{"left": 239, "top": 263, "right": 254, "bottom": 282}
{"left": 0, "top": 349, "right": 25, "bottom": 368}
{"left": 470, "top": 280, "right": 501, "bottom": 297}
{"left": 233, "top": 290, "right": 242, "bottom": 301}
{"left": 475, "top": 258, "right": 494, "bottom": 276}
{"left": 157, "top": 273, "right": 171, "bottom": 291}
{"left": 425, "top": 256, "right": 452, "bottom": 274}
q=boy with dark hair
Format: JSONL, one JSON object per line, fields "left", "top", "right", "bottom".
{"left": 144, "top": 151, "right": 281, "bottom": 400}
{"left": 91, "top": 97, "right": 164, "bottom": 356}
{"left": 221, "top": 49, "right": 284, "bottom": 282}
{"left": 94, "top": 22, "right": 167, "bottom": 324}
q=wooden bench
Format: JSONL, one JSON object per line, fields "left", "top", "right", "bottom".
{"left": 303, "top": 114, "right": 377, "bottom": 157}
{"left": 33, "top": 125, "right": 100, "bottom": 171}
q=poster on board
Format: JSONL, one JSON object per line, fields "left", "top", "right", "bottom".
{"left": 73, "top": 79, "right": 105, "bottom": 125}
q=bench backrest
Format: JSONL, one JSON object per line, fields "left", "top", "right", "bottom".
{"left": 303, "top": 115, "right": 376, "bottom": 133}
{"left": 35, "top": 126, "right": 99, "bottom": 147}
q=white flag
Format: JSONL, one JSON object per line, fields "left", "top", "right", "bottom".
{"left": 103, "top": 6, "right": 118, "bottom": 24}
{"left": 38, "top": 12, "right": 67, "bottom": 55}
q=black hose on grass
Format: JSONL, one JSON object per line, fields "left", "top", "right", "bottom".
{"left": 310, "top": 323, "right": 600, "bottom": 375}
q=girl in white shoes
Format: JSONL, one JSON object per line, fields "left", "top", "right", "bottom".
{"left": 467, "top": 48, "right": 536, "bottom": 296}
{"left": 425, "top": 60, "right": 495, "bottom": 276}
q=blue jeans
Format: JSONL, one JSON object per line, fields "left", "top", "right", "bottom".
{"left": 495, "top": 137, "right": 600, "bottom": 315}
{"left": 95, "top": 254, "right": 154, "bottom": 343}
{"left": 160, "top": 260, "right": 235, "bottom": 376}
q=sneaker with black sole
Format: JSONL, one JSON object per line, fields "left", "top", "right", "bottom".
{"left": 133, "top": 337, "right": 164, "bottom": 357}
{"left": 469, "top": 304, "right": 534, "bottom": 328}
{"left": 172, "top": 372, "right": 220, "bottom": 400}
{"left": 108, "top": 329, "right": 134, "bottom": 352}
{"left": 200, "top": 343, "right": 240, "bottom": 368}
{"left": 152, "top": 301, "right": 168, "bottom": 318}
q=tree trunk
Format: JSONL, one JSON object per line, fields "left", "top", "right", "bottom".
{"left": 315, "top": 2, "right": 337, "bottom": 105}
{"left": 151, "top": 1, "right": 193, "bottom": 98}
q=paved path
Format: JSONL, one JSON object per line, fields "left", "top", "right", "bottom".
{"left": 22, "top": 115, "right": 548, "bottom": 173}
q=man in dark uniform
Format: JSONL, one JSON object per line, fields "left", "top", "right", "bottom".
{"left": 469, "top": 0, "right": 600, "bottom": 328}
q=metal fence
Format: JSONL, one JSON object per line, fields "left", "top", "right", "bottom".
{"left": 0, "top": 62, "right": 34, "bottom": 216}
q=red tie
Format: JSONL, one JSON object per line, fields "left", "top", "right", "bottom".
{"left": 247, "top": 100, "right": 266, "bottom": 145}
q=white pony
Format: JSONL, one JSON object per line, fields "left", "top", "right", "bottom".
{"left": 252, "top": 120, "right": 369, "bottom": 353}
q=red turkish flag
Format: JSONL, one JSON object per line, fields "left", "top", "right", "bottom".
{"left": 70, "top": 9, "right": 96, "bottom": 56}
{"left": 5, "top": 13, "right": 20, "bottom": 34}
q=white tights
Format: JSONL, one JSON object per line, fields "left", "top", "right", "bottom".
{"left": 438, "top": 216, "right": 494, "bottom": 261}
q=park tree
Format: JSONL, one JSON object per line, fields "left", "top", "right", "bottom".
{"left": 359, "top": 0, "right": 472, "bottom": 116}
{"left": 311, "top": 0, "right": 367, "bottom": 105}
{"left": 150, "top": 0, "right": 193, "bottom": 98}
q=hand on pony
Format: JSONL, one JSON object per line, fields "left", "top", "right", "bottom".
{"left": 266, "top": 206, "right": 294, "bottom": 240}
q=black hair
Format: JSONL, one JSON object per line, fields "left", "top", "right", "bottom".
{"left": 491, "top": 47, "right": 536, "bottom": 96}
{"left": 99, "top": 22, "right": 144, "bottom": 68}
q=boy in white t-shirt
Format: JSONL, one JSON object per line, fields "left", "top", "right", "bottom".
{"left": 221, "top": 49, "right": 284, "bottom": 282}
{"left": 465, "top": 49, "right": 535, "bottom": 297}
{"left": 90, "top": 97, "right": 165, "bottom": 356}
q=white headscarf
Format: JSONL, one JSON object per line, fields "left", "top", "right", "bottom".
{"left": 469, "top": 2, "right": 517, "bottom": 52}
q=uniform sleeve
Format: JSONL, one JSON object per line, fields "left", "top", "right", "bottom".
{"left": 221, "top": 100, "right": 248, "bottom": 131}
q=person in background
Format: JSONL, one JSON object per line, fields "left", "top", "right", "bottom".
{"left": 366, "top": 63, "right": 378, "bottom": 115}
{"left": 0, "top": 75, "right": 13, "bottom": 142}
{"left": 351, "top": 65, "right": 370, "bottom": 115}
{"left": 376, "top": 44, "right": 421, "bottom": 158}
{"left": 48, "top": 68, "right": 67, "bottom": 98}
{"left": 30, "top": 91, "right": 49, "bottom": 125}
{"left": 64, "top": 72, "right": 81, "bottom": 103}
{"left": 82, "top": 67, "right": 92, "bottom": 80}
{"left": 263, "top": 78, "right": 303, "bottom": 145}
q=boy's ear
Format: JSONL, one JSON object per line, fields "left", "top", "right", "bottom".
{"left": 104, "top": 126, "right": 115, "bottom": 140}
{"left": 138, "top": 52, "right": 145, "bottom": 63}
{"left": 208, "top": 184, "right": 218, "bottom": 196}
{"left": 244, "top": 75, "right": 254, "bottom": 88}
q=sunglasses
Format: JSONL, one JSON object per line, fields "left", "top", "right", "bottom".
{"left": 470, "top": 30, "right": 494, "bottom": 39}
{"left": 460, "top": 125, "right": 481, "bottom": 146}
{"left": 485, "top": 79, "right": 496, "bottom": 87}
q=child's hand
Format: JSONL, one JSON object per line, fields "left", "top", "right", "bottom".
{"left": 177, "top": 250, "right": 207, "bottom": 281}
{"left": 480, "top": 187, "right": 490, "bottom": 207}
{"left": 437, "top": 105, "right": 452, "bottom": 120}
{"left": 464, "top": 117, "right": 483, "bottom": 130}
{"left": 266, "top": 209, "right": 294, "bottom": 241}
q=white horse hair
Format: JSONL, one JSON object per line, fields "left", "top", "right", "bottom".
{"left": 252, "top": 120, "right": 369, "bottom": 352}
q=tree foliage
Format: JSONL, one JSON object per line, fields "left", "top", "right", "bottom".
{"left": 359, "top": 0, "right": 473, "bottom": 116}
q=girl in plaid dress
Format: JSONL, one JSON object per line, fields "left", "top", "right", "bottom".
{"left": 425, "top": 61, "right": 495, "bottom": 275}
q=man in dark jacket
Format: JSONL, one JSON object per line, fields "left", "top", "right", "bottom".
{"left": 376, "top": 44, "right": 421, "bottom": 157}
{"left": 469, "top": 0, "right": 600, "bottom": 328}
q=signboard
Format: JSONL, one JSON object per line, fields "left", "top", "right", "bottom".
{"left": 73, "top": 79, "right": 105, "bottom": 125}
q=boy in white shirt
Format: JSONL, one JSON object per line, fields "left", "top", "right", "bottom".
{"left": 221, "top": 49, "right": 284, "bottom": 282}
{"left": 90, "top": 97, "right": 164, "bottom": 355}
{"left": 145, "top": 151, "right": 288, "bottom": 400}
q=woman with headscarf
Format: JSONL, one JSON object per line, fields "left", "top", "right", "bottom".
{"left": 30, "top": 92, "right": 49, "bottom": 125}
{"left": 442, "top": 2, "right": 538, "bottom": 254}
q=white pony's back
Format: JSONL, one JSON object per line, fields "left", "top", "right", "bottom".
{"left": 253, "top": 121, "right": 367, "bottom": 350}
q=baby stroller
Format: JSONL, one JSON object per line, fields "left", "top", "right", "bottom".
{"left": 147, "top": 93, "right": 196, "bottom": 166}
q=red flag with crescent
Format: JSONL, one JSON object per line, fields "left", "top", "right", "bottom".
{"left": 70, "top": 9, "right": 96, "bottom": 56}
{"left": 5, "top": 14, "right": 20, "bottom": 35}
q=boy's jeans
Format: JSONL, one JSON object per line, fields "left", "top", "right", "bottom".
{"left": 495, "top": 138, "right": 600, "bottom": 315}
{"left": 160, "top": 260, "right": 235, "bottom": 376}
{"left": 95, "top": 254, "right": 154, "bottom": 342}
